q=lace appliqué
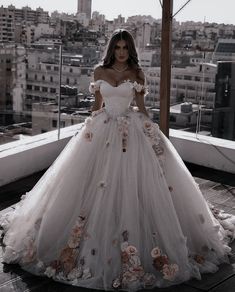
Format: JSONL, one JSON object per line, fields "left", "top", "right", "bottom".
{"left": 89, "top": 80, "right": 102, "bottom": 94}
{"left": 132, "top": 81, "right": 148, "bottom": 96}
{"left": 117, "top": 116, "right": 130, "bottom": 152}
{"left": 142, "top": 119, "right": 165, "bottom": 171}
{"left": 83, "top": 117, "right": 94, "bottom": 142}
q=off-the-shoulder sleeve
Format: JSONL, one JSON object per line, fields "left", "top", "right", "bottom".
{"left": 89, "top": 80, "right": 102, "bottom": 94}
{"left": 133, "top": 81, "right": 148, "bottom": 95}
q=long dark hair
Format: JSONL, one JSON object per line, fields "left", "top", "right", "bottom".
{"left": 102, "top": 29, "right": 140, "bottom": 70}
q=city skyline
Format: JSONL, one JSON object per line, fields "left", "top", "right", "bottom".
{"left": 1, "top": 0, "right": 235, "bottom": 25}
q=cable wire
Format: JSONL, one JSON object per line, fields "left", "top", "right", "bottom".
{"left": 172, "top": 0, "right": 192, "bottom": 18}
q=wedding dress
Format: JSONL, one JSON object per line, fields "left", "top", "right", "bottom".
{"left": 1, "top": 79, "right": 235, "bottom": 291}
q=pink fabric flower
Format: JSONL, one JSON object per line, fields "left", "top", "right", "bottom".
{"left": 162, "top": 264, "right": 179, "bottom": 281}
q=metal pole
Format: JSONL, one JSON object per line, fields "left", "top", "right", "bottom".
{"left": 159, "top": 0, "right": 173, "bottom": 137}
{"left": 58, "top": 44, "right": 62, "bottom": 140}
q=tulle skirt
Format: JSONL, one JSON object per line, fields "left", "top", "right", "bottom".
{"left": 1, "top": 108, "right": 234, "bottom": 291}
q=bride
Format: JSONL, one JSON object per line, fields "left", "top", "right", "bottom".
{"left": 1, "top": 29, "right": 235, "bottom": 291}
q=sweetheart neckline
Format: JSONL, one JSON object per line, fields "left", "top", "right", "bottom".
{"left": 95, "top": 79, "right": 135, "bottom": 88}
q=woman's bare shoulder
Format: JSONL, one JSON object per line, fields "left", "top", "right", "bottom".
{"left": 129, "top": 68, "right": 145, "bottom": 85}
{"left": 94, "top": 66, "right": 106, "bottom": 80}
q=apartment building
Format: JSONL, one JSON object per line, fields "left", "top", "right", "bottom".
{"left": 0, "top": 6, "right": 15, "bottom": 42}
{"left": 8, "top": 5, "right": 49, "bottom": 24}
{"left": 24, "top": 48, "right": 93, "bottom": 113}
{"left": 77, "top": 0, "right": 92, "bottom": 20}
{"left": 145, "top": 63, "right": 216, "bottom": 108}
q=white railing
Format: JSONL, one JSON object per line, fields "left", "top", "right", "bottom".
{"left": 0, "top": 124, "right": 235, "bottom": 188}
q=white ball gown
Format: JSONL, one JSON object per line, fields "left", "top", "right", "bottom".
{"left": 1, "top": 79, "right": 235, "bottom": 291}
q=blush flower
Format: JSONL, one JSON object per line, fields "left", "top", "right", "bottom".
{"left": 112, "top": 278, "right": 121, "bottom": 289}
{"left": 162, "top": 264, "right": 179, "bottom": 281}
{"left": 126, "top": 245, "right": 138, "bottom": 256}
{"left": 151, "top": 247, "right": 161, "bottom": 258}
{"left": 153, "top": 255, "right": 169, "bottom": 271}
{"left": 68, "top": 235, "right": 80, "bottom": 249}
{"left": 144, "top": 121, "right": 152, "bottom": 129}
{"left": 121, "top": 251, "right": 129, "bottom": 263}
{"left": 84, "top": 131, "right": 93, "bottom": 141}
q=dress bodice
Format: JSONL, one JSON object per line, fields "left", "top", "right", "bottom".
{"left": 90, "top": 79, "right": 146, "bottom": 117}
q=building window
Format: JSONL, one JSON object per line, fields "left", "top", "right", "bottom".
{"left": 42, "top": 75, "right": 45, "bottom": 81}
{"left": 46, "top": 65, "right": 51, "bottom": 71}
{"left": 35, "top": 74, "right": 37, "bottom": 80}
{"left": 52, "top": 120, "right": 57, "bottom": 128}
{"left": 54, "top": 66, "right": 59, "bottom": 71}
{"left": 70, "top": 68, "right": 73, "bottom": 73}
{"left": 184, "top": 75, "right": 192, "bottom": 81}
{"left": 50, "top": 76, "right": 53, "bottom": 82}
{"left": 66, "top": 78, "right": 70, "bottom": 84}
{"left": 27, "top": 85, "right": 32, "bottom": 90}
{"left": 34, "top": 86, "right": 40, "bottom": 91}
{"left": 42, "top": 87, "right": 48, "bottom": 92}
{"left": 50, "top": 88, "right": 56, "bottom": 93}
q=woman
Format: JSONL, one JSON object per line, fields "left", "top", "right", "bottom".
{"left": 1, "top": 29, "right": 234, "bottom": 291}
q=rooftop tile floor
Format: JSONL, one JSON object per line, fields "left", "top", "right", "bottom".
{"left": 0, "top": 163, "right": 235, "bottom": 292}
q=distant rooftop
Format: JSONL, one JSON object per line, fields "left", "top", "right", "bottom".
{"left": 215, "top": 39, "right": 235, "bottom": 54}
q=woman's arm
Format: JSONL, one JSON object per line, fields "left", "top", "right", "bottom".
{"left": 91, "top": 66, "right": 103, "bottom": 112}
{"left": 135, "top": 92, "right": 149, "bottom": 117}
{"left": 135, "top": 70, "right": 149, "bottom": 117}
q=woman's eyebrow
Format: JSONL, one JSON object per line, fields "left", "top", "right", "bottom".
{"left": 115, "top": 45, "right": 128, "bottom": 49}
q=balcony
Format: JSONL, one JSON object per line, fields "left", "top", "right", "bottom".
{"left": 0, "top": 125, "right": 235, "bottom": 291}
{"left": 1, "top": 2, "right": 235, "bottom": 290}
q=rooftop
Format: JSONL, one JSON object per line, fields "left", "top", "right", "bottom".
{"left": 0, "top": 163, "right": 235, "bottom": 292}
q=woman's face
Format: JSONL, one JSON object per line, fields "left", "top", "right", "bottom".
{"left": 114, "top": 40, "right": 129, "bottom": 64}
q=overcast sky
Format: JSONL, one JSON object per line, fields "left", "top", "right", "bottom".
{"left": 1, "top": 0, "right": 235, "bottom": 25}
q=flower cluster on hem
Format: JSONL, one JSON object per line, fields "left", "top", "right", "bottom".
{"left": 112, "top": 230, "right": 157, "bottom": 290}
{"left": 151, "top": 247, "right": 179, "bottom": 281}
